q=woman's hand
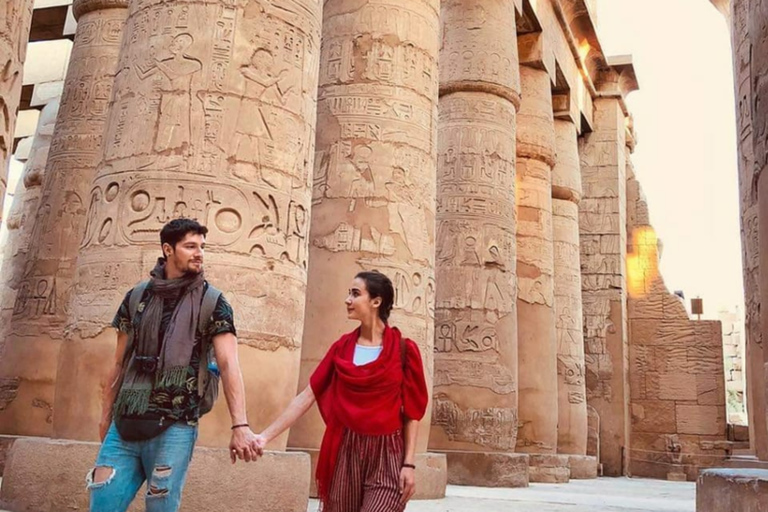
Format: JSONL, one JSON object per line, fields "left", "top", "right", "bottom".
{"left": 399, "top": 466, "right": 416, "bottom": 504}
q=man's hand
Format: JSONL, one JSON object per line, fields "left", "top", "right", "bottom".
{"left": 229, "top": 427, "right": 264, "bottom": 464}
{"left": 399, "top": 466, "right": 416, "bottom": 504}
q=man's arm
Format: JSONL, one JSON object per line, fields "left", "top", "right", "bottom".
{"left": 99, "top": 331, "right": 127, "bottom": 441}
{"left": 212, "top": 332, "right": 262, "bottom": 463}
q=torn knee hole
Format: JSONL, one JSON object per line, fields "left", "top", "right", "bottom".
{"left": 148, "top": 485, "right": 169, "bottom": 497}
{"left": 152, "top": 465, "right": 172, "bottom": 479}
{"left": 86, "top": 466, "right": 115, "bottom": 488}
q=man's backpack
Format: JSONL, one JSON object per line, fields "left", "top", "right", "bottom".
{"left": 126, "top": 281, "right": 222, "bottom": 416}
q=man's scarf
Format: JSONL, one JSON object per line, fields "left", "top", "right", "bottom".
{"left": 114, "top": 258, "right": 205, "bottom": 416}
{"left": 310, "top": 326, "right": 428, "bottom": 504}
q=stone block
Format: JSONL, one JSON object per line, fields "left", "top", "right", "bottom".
{"left": 528, "top": 454, "right": 570, "bottom": 483}
{"left": 443, "top": 451, "right": 528, "bottom": 488}
{"left": 631, "top": 401, "right": 677, "bottom": 433}
{"left": 30, "top": 81, "right": 65, "bottom": 107}
{"left": 290, "top": 448, "right": 447, "bottom": 500}
{"left": 568, "top": 455, "right": 598, "bottom": 479}
{"left": 696, "top": 469, "right": 768, "bottom": 512}
{"left": 22, "top": 40, "right": 73, "bottom": 86}
{"left": 13, "top": 109, "right": 39, "bottom": 139}
{"left": 0, "top": 438, "right": 310, "bottom": 512}
{"left": 676, "top": 405, "right": 725, "bottom": 436}
{"left": 658, "top": 373, "right": 697, "bottom": 401}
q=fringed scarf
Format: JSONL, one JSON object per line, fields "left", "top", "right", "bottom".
{"left": 114, "top": 258, "right": 205, "bottom": 416}
{"left": 310, "top": 326, "right": 428, "bottom": 506}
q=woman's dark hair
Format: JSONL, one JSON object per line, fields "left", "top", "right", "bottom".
{"left": 356, "top": 271, "right": 394, "bottom": 323}
{"left": 160, "top": 218, "right": 208, "bottom": 252}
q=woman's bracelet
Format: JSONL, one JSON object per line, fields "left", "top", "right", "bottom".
{"left": 231, "top": 423, "right": 249, "bottom": 430}
{"left": 402, "top": 463, "right": 416, "bottom": 469}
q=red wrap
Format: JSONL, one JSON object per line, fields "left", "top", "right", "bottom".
{"left": 309, "top": 326, "right": 428, "bottom": 504}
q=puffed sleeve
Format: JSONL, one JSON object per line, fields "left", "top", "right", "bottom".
{"left": 402, "top": 339, "right": 428, "bottom": 421}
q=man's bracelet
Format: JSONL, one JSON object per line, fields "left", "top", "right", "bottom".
{"left": 402, "top": 463, "right": 416, "bottom": 469}
{"left": 231, "top": 423, "right": 249, "bottom": 430}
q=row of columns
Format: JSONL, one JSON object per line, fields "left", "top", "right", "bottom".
{"left": 0, "top": 0, "right": 630, "bottom": 486}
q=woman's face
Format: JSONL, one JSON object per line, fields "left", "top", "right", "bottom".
{"left": 345, "top": 277, "right": 380, "bottom": 322}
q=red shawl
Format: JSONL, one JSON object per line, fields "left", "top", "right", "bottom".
{"left": 309, "top": 326, "right": 428, "bottom": 503}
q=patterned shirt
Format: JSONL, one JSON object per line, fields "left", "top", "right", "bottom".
{"left": 111, "top": 281, "right": 236, "bottom": 424}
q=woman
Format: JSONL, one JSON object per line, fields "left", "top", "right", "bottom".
{"left": 257, "top": 271, "right": 428, "bottom": 511}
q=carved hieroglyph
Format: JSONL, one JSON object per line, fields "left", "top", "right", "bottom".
{"left": 429, "top": 0, "right": 520, "bottom": 454}
{"left": 552, "top": 118, "right": 586, "bottom": 455}
{"left": 289, "top": 0, "right": 440, "bottom": 454}
{"left": 0, "top": 0, "right": 34, "bottom": 224}
{"left": 54, "top": 0, "right": 321, "bottom": 445}
{"left": 579, "top": 95, "right": 628, "bottom": 476}
{"left": 0, "top": 0, "right": 128, "bottom": 438}
{"left": 0, "top": 100, "right": 60, "bottom": 431}
{"left": 515, "top": 65, "right": 558, "bottom": 455}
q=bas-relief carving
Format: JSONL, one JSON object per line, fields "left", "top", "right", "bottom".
{"left": 557, "top": 355, "right": 586, "bottom": 404}
{"left": 433, "top": 358, "right": 515, "bottom": 395}
{"left": 69, "top": 0, "right": 321, "bottom": 343}
{"left": 431, "top": 393, "right": 518, "bottom": 450}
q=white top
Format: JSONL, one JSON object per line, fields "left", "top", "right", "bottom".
{"left": 353, "top": 344, "right": 383, "bottom": 366}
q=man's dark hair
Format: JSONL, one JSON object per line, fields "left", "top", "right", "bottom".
{"left": 355, "top": 271, "right": 395, "bottom": 323}
{"left": 160, "top": 218, "right": 208, "bottom": 252}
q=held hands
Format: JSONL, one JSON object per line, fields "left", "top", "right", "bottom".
{"left": 399, "top": 465, "right": 416, "bottom": 504}
{"left": 229, "top": 425, "right": 267, "bottom": 464}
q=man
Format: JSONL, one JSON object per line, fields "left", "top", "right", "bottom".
{"left": 86, "top": 218, "right": 261, "bottom": 512}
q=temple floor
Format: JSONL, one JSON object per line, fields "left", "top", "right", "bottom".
{"left": 308, "top": 477, "right": 695, "bottom": 512}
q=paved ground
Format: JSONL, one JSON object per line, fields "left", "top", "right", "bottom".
{"left": 308, "top": 477, "right": 696, "bottom": 512}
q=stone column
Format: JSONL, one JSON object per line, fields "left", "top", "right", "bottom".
{"left": 288, "top": 0, "right": 445, "bottom": 495}
{"left": 580, "top": 95, "right": 629, "bottom": 477}
{"left": 753, "top": 0, "right": 768, "bottom": 465}
{"left": 0, "top": 99, "right": 59, "bottom": 394}
{"left": 552, "top": 116, "right": 592, "bottom": 478}
{"left": 53, "top": 0, "right": 322, "bottom": 446}
{"left": 0, "top": 0, "right": 34, "bottom": 223}
{"left": 428, "top": 0, "right": 525, "bottom": 488}
{"left": 515, "top": 63, "right": 568, "bottom": 482}
{"left": 728, "top": 0, "right": 767, "bottom": 461}
{"left": 0, "top": 0, "right": 128, "bottom": 438}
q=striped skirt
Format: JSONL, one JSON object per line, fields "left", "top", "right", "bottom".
{"left": 323, "top": 429, "right": 406, "bottom": 512}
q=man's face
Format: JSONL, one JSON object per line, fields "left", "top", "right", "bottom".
{"left": 164, "top": 232, "right": 205, "bottom": 275}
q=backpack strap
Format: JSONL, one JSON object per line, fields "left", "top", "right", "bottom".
{"left": 122, "top": 280, "right": 150, "bottom": 363}
{"left": 400, "top": 337, "right": 407, "bottom": 372}
{"left": 197, "top": 284, "right": 222, "bottom": 397}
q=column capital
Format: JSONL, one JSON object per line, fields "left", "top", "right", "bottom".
{"left": 518, "top": 32, "right": 556, "bottom": 80}
{"left": 73, "top": 0, "right": 128, "bottom": 21}
{"left": 599, "top": 55, "right": 640, "bottom": 99}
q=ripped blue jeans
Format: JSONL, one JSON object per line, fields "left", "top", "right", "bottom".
{"left": 87, "top": 422, "right": 197, "bottom": 512}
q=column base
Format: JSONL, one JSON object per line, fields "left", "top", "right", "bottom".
{"left": 696, "top": 469, "right": 768, "bottom": 511}
{"left": 0, "top": 437, "right": 310, "bottom": 512}
{"left": 288, "top": 448, "right": 447, "bottom": 500}
{"left": 567, "top": 454, "right": 598, "bottom": 479}
{"left": 528, "top": 454, "right": 571, "bottom": 483}
{"left": 440, "top": 450, "right": 529, "bottom": 488}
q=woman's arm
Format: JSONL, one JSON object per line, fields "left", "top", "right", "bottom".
{"left": 400, "top": 418, "right": 419, "bottom": 503}
{"left": 259, "top": 385, "right": 316, "bottom": 444}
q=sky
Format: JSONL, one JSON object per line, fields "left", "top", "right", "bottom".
{"left": 597, "top": 0, "right": 744, "bottom": 319}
